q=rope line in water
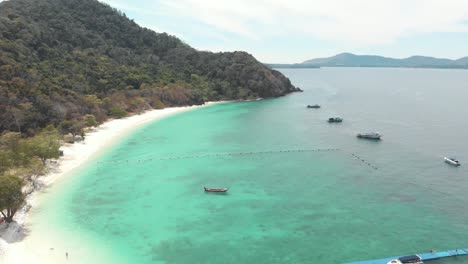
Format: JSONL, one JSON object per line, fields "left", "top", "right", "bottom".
{"left": 96, "top": 148, "right": 341, "bottom": 165}
{"left": 350, "top": 153, "right": 379, "bottom": 170}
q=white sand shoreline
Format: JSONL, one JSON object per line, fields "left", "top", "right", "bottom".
{"left": 0, "top": 103, "right": 217, "bottom": 263}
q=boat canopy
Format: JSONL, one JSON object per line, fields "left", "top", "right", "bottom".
{"left": 398, "top": 255, "right": 421, "bottom": 263}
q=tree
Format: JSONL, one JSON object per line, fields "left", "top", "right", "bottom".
{"left": 58, "top": 119, "right": 84, "bottom": 138}
{"left": 0, "top": 132, "right": 22, "bottom": 156}
{"left": 83, "top": 95, "right": 102, "bottom": 106}
{"left": 84, "top": 114, "right": 98, "bottom": 127}
{"left": 25, "top": 126, "right": 61, "bottom": 164}
{"left": 0, "top": 132, "right": 27, "bottom": 171}
{"left": 0, "top": 175, "right": 25, "bottom": 223}
{"left": 109, "top": 106, "right": 127, "bottom": 118}
{"left": 129, "top": 97, "right": 148, "bottom": 114}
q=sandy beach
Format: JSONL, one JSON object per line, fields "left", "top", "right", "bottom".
{"left": 0, "top": 103, "right": 214, "bottom": 264}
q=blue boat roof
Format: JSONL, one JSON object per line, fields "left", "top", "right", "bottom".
{"left": 345, "top": 248, "right": 468, "bottom": 264}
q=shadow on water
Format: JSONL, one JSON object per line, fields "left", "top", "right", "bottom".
{"left": 203, "top": 192, "right": 230, "bottom": 196}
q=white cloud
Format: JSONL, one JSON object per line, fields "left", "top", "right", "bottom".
{"left": 157, "top": 0, "right": 468, "bottom": 46}
{"left": 100, "top": 0, "right": 167, "bottom": 16}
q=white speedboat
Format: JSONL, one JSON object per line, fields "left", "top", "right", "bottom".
{"left": 444, "top": 157, "right": 460, "bottom": 166}
{"left": 387, "top": 255, "right": 423, "bottom": 264}
{"left": 357, "top": 132, "right": 382, "bottom": 140}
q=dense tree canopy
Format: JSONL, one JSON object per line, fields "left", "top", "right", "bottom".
{"left": 0, "top": 127, "right": 60, "bottom": 175}
{"left": 0, "top": 0, "right": 298, "bottom": 135}
{"left": 0, "top": 127, "right": 61, "bottom": 222}
{"left": 0, "top": 175, "right": 25, "bottom": 223}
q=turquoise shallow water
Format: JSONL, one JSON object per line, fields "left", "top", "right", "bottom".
{"left": 33, "top": 68, "right": 468, "bottom": 263}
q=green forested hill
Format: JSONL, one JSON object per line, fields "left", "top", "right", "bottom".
{"left": 301, "top": 52, "right": 468, "bottom": 68}
{"left": 0, "top": 0, "right": 298, "bottom": 135}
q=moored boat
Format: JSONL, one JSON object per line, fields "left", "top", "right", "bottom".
{"left": 328, "top": 117, "right": 343, "bottom": 123}
{"left": 387, "top": 255, "right": 423, "bottom": 264}
{"left": 204, "top": 187, "right": 229, "bottom": 193}
{"left": 444, "top": 157, "right": 460, "bottom": 166}
{"left": 307, "top": 104, "right": 320, "bottom": 109}
{"left": 357, "top": 132, "right": 382, "bottom": 140}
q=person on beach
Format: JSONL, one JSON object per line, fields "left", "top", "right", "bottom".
{"left": 66, "top": 252, "right": 69, "bottom": 259}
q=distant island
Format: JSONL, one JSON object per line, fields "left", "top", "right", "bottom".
{"left": 268, "top": 53, "right": 468, "bottom": 69}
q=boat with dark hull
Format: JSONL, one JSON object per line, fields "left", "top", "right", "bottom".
{"left": 328, "top": 117, "right": 343, "bottom": 123}
{"left": 387, "top": 255, "right": 423, "bottom": 264}
{"left": 307, "top": 104, "right": 321, "bottom": 109}
{"left": 204, "top": 187, "right": 229, "bottom": 193}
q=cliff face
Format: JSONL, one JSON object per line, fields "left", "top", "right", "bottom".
{"left": 0, "top": 0, "right": 298, "bottom": 134}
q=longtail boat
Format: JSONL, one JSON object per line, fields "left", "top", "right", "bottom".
{"left": 204, "top": 187, "right": 229, "bottom": 193}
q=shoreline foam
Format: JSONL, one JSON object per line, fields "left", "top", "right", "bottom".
{"left": 0, "top": 103, "right": 216, "bottom": 263}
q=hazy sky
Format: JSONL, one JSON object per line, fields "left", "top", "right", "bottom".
{"left": 26, "top": 0, "right": 468, "bottom": 62}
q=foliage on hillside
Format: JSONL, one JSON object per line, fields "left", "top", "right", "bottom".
{"left": 0, "top": 174, "right": 25, "bottom": 223}
{"left": 0, "top": 127, "right": 61, "bottom": 222}
{"left": 0, "top": 126, "right": 60, "bottom": 177}
{"left": 0, "top": 0, "right": 298, "bottom": 135}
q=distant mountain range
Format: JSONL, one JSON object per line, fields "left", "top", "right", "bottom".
{"left": 266, "top": 53, "right": 468, "bottom": 69}
{"left": 264, "top": 63, "right": 320, "bottom": 69}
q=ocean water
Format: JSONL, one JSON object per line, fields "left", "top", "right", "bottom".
{"left": 31, "top": 67, "right": 468, "bottom": 263}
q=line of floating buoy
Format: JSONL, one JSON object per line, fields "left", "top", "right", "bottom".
{"left": 96, "top": 148, "right": 341, "bottom": 165}
{"left": 350, "top": 153, "right": 379, "bottom": 170}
